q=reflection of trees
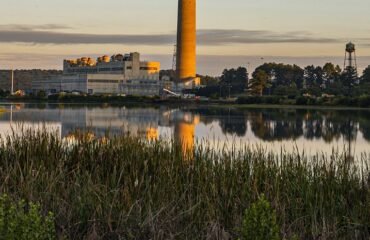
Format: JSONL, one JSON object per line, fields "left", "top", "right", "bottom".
{"left": 187, "top": 107, "right": 247, "bottom": 137}
{"left": 184, "top": 107, "right": 367, "bottom": 143}
{"left": 360, "top": 122, "right": 370, "bottom": 142}
{"left": 249, "top": 109, "right": 360, "bottom": 143}
{"left": 358, "top": 112, "right": 370, "bottom": 142}
{"left": 249, "top": 110, "right": 303, "bottom": 141}
{"left": 339, "top": 120, "right": 358, "bottom": 142}
{"left": 219, "top": 115, "right": 247, "bottom": 137}
{"left": 304, "top": 111, "right": 324, "bottom": 140}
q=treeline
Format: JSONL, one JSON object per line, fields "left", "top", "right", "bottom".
{"left": 249, "top": 63, "right": 369, "bottom": 97}
{"left": 0, "top": 69, "right": 62, "bottom": 92}
{"left": 191, "top": 63, "right": 370, "bottom": 98}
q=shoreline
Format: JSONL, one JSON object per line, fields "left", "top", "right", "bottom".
{"left": 1, "top": 98, "right": 370, "bottom": 111}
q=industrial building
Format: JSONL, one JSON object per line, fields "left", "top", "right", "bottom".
{"left": 32, "top": 52, "right": 161, "bottom": 96}
{"left": 32, "top": 0, "right": 201, "bottom": 96}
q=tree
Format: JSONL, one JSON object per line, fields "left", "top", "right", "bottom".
{"left": 37, "top": 90, "right": 47, "bottom": 99}
{"left": 249, "top": 70, "right": 270, "bottom": 96}
{"left": 322, "top": 63, "right": 341, "bottom": 85}
{"left": 304, "top": 65, "right": 324, "bottom": 88}
{"left": 341, "top": 67, "right": 358, "bottom": 96}
{"left": 220, "top": 67, "right": 249, "bottom": 94}
{"left": 197, "top": 74, "right": 219, "bottom": 86}
{"left": 362, "top": 65, "right": 370, "bottom": 84}
{"left": 254, "top": 63, "right": 304, "bottom": 91}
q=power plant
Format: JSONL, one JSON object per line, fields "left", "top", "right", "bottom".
{"left": 176, "top": 0, "right": 200, "bottom": 89}
{"left": 31, "top": 1, "right": 201, "bottom": 96}
{"left": 32, "top": 52, "right": 162, "bottom": 96}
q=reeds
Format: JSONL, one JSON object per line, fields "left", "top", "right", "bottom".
{"left": 0, "top": 129, "right": 369, "bottom": 239}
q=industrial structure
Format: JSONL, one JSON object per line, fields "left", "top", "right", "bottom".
{"left": 175, "top": 0, "right": 200, "bottom": 89}
{"left": 31, "top": 1, "right": 201, "bottom": 96}
{"left": 32, "top": 52, "right": 161, "bottom": 96}
{"left": 344, "top": 42, "right": 358, "bottom": 73}
{"left": 343, "top": 42, "right": 359, "bottom": 84}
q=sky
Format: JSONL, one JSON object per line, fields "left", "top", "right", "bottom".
{"left": 0, "top": 0, "right": 369, "bottom": 75}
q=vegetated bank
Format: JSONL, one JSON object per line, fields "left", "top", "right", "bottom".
{"left": 237, "top": 95, "right": 370, "bottom": 108}
{"left": 2, "top": 92, "right": 370, "bottom": 109}
{"left": 0, "top": 129, "right": 369, "bottom": 239}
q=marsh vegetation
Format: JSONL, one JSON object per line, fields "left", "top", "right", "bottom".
{"left": 0, "top": 129, "right": 369, "bottom": 239}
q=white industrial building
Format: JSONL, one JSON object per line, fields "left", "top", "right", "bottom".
{"left": 32, "top": 52, "right": 161, "bottom": 96}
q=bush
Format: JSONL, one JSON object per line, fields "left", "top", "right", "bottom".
{"left": 273, "top": 86, "right": 299, "bottom": 98}
{"left": 237, "top": 96, "right": 282, "bottom": 105}
{"left": 295, "top": 96, "right": 308, "bottom": 105}
{"left": 237, "top": 96, "right": 263, "bottom": 104}
{"left": 358, "top": 95, "right": 370, "bottom": 108}
{"left": 263, "top": 96, "right": 281, "bottom": 104}
{"left": 0, "top": 195, "right": 56, "bottom": 240}
{"left": 37, "top": 90, "right": 47, "bottom": 99}
{"left": 333, "top": 96, "right": 358, "bottom": 106}
{"left": 240, "top": 195, "right": 280, "bottom": 240}
{"left": 307, "top": 97, "right": 317, "bottom": 105}
{"left": 302, "top": 86, "right": 322, "bottom": 97}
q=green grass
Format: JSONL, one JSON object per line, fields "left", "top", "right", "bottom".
{"left": 0, "top": 129, "right": 369, "bottom": 239}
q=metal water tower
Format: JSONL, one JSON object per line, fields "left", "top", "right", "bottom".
{"left": 343, "top": 42, "right": 360, "bottom": 90}
{"left": 344, "top": 42, "right": 358, "bottom": 73}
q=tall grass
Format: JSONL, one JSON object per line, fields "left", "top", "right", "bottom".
{"left": 0, "top": 128, "right": 369, "bottom": 239}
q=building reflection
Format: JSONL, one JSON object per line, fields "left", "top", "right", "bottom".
{"left": 174, "top": 113, "right": 200, "bottom": 160}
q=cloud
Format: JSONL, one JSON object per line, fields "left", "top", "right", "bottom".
{"left": 0, "top": 30, "right": 174, "bottom": 45}
{"left": 0, "top": 27, "right": 343, "bottom": 45}
{"left": 197, "top": 29, "right": 339, "bottom": 45}
{"left": 0, "top": 24, "right": 72, "bottom": 31}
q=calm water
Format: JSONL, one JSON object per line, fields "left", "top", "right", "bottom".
{"left": 1, "top": 103, "right": 370, "bottom": 157}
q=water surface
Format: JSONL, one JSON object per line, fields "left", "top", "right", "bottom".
{"left": 0, "top": 103, "right": 369, "bottom": 158}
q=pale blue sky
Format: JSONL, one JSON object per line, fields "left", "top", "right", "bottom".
{"left": 0, "top": 0, "right": 369, "bottom": 74}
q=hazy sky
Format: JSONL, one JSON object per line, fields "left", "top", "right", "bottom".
{"left": 0, "top": 0, "right": 369, "bottom": 75}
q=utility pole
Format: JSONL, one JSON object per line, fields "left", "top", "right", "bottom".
{"left": 11, "top": 69, "right": 14, "bottom": 95}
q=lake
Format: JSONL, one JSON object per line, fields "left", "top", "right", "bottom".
{"left": 1, "top": 103, "right": 369, "bottom": 158}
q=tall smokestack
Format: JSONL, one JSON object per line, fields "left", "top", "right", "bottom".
{"left": 176, "top": 0, "right": 196, "bottom": 82}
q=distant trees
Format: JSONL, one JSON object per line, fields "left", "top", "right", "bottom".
{"left": 0, "top": 69, "right": 62, "bottom": 92}
{"left": 341, "top": 67, "right": 358, "bottom": 96}
{"left": 250, "top": 63, "right": 303, "bottom": 96}
{"left": 322, "top": 63, "right": 341, "bottom": 85}
{"left": 0, "top": 89, "right": 10, "bottom": 98}
{"left": 197, "top": 74, "right": 219, "bottom": 86}
{"left": 362, "top": 66, "right": 370, "bottom": 84}
{"left": 302, "top": 63, "right": 342, "bottom": 96}
{"left": 176, "top": 62, "right": 370, "bottom": 98}
{"left": 245, "top": 62, "right": 370, "bottom": 97}
{"left": 220, "top": 67, "right": 249, "bottom": 94}
{"left": 304, "top": 65, "right": 324, "bottom": 88}
{"left": 249, "top": 70, "right": 270, "bottom": 96}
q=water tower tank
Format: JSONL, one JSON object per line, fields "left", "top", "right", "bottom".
{"left": 346, "top": 42, "right": 355, "bottom": 53}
